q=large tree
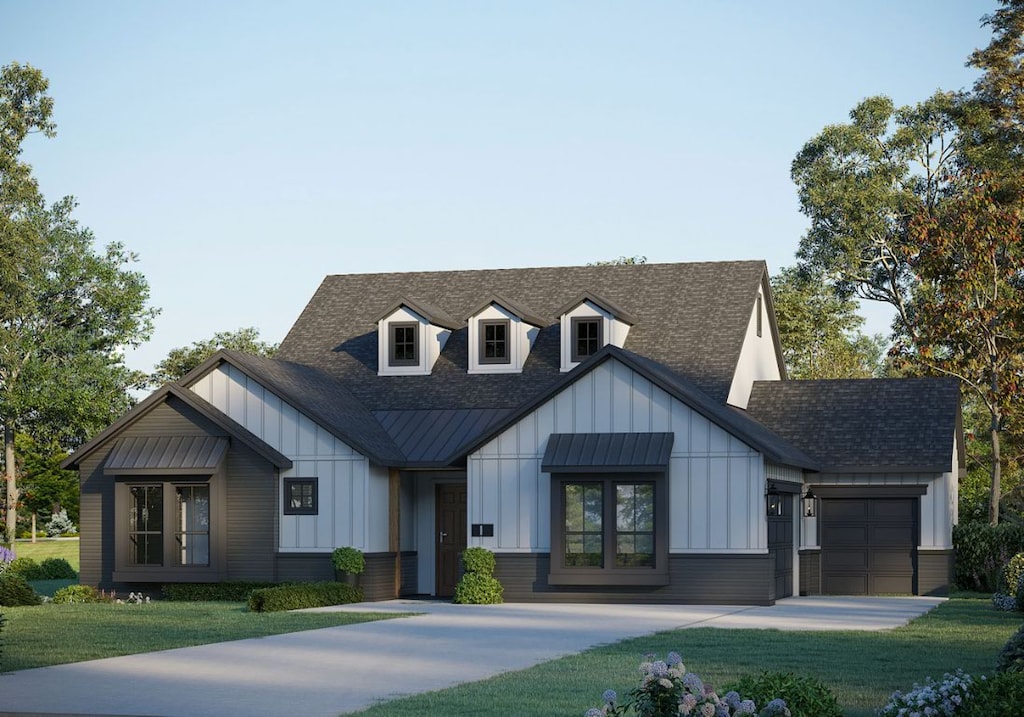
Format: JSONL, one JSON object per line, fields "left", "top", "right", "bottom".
{"left": 149, "top": 327, "right": 277, "bottom": 386}
{"left": 1, "top": 63, "right": 156, "bottom": 539}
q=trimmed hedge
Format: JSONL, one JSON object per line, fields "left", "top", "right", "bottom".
{"left": 954, "top": 522, "right": 1024, "bottom": 592}
{"left": 6, "top": 557, "right": 76, "bottom": 581}
{"left": 0, "top": 573, "right": 42, "bottom": 606}
{"left": 247, "top": 582, "right": 362, "bottom": 612}
{"left": 162, "top": 582, "right": 283, "bottom": 602}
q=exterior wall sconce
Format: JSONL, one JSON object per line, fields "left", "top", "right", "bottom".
{"left": 802, "top": 487, "right": 817, "bottom": 518}
{"left": 766, "top": 482, "right": 782, "bottom": 517}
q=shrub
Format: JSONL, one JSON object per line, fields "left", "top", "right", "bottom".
{"left": 0, "top": 610, "right": 5, "bottom": 669}
{"left": 726, "top": 672, "right": 840, "bottom": 717}
{"left": 247, "top": 582, "right": 361, "bottom": 612}
{"left": 7, "top": 557, "right": 42, "bottom": 580}
{"left": 1003, "top": 552, "right": 1024, "bottom": 595}
{"left": 876, "top": 669, "right": 973, "bottom": 717}
{"left": 453, "top": 572, "right": 503, "bottom": 604}
{"left": 331, "top": 546, "right": 365, "bottom": 574}
{"left": 993, "top": 592, "right": 1017, "bottom": 611}
{"left": 52, "top": 584, "right": 110, "bottom": 604}
{"left": 163, "top": 581, "right": 283, "bottom": 601}
{"left": 996, "top": 623, "right": 1024, "bottom": 674}
{"left": 0, "top": 573, "right": 42, "bottom": 606}
{"left": 586, "top": 652, "right": 788, "bottom": 717}
{"left": 37, "top": 558, "right": 77, "bottom": 580}
{"left": 0, "top": 545, "right": 13, "bottom": 574}
{"left": 954, "top": 522, "right": 1024, "bottom": 592}
{"left": 960, "top": 671, "right": 1024, "bottom": 716}
{"left": 45, "top": 510, "right": 77, "bottom": 537}
{"left": 461, "top": 546, "right": 496, "bottom": 575}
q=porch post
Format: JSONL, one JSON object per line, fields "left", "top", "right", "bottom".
{"left": 389, "top": 468, "right": 401, "bottom": 597}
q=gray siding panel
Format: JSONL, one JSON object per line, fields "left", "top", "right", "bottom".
{"left": 918, "top": 551, "right": 953, "bottom": 596}
{"left": 225, "top": 445, "right": 277, "bottom": 581}
{"left": 79, "top": 453, "right": 113, "bottom": 589}
{"left": 799, "top": 549, "right": 821, "bottom": 596}
{"left": 274, "top": 551, "right": 419, "bottom": 601}
{"left": 494, "top": 553, "right": 774, "bottom": 605}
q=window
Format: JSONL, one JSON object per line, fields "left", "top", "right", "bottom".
{"left": 756, "top": 295, "right": 763, "bottom": 338}
{"left": 389, "top": 322, "right": 419, "bottom": 366}
{"left": 571, "top": 317, "right": 602, "bottom": 362}
{"left": 175, "top": 485, "right": 210, "bottom": 566}
{"left": 284, "top": 477, "right": 318, "bottom": 515}
{"left": 479, "top": 319, "right": 511, "bottom": 364}
{"left": 129, "top": 485, "right": 163, "bottom": 566}
{"left": 550, "top": 473, "right": 668, "bottom": 586}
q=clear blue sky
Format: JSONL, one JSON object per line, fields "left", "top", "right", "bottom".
{"left": 3, "top": 1, "right": 995, "bottom": 375}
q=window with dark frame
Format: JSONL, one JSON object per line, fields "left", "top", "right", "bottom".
{"left": 479, "top": 319, "right": 511, "bottom": 364}
{"left": 571, "top": 317, "right": 602, "bottom": 362}
{"left": 756, "top": 295, "right": 763, "bottom": 338}
{"left": 284, "top": 477, "right": 318, "bottom": 515}
{"left": 175, "top": 485, "right": 210, "bottom": 566}
{"left": 389, "top": 322, "right": 419, "bottom": 366}
{"left": 129, "top": 485, "right": 163, "bottom": 566}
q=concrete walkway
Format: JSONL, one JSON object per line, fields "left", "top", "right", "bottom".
{"left": 0, "top": 596, "right": 944, "bottom": 717}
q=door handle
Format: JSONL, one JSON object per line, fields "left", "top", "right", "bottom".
{"left": 439, "top": 531, "right": 447, "bottom": 543}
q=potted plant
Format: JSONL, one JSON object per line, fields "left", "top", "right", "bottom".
{"left": 331, "top": 546, "right": 365, "bottom": 587}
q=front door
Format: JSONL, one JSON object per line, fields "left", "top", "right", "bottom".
{"left": 435, "top": 483, "right": 467, "bottom": 597}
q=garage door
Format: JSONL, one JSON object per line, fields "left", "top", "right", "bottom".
{"left": 820, "top": 498, "right": 916, "bottom": 595}
{"left": 768, "top": 496, "right": 793, "bottom": 600}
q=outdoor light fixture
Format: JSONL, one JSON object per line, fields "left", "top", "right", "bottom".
{"left": 765, "top": 482, "right": 782, "bottom": 516}
{"left": 802, "top": 487, "right": 817, "bottom": 518}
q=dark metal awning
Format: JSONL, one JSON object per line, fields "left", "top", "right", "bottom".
{"left": 541, "top": 432, "right": 674, "bottom": 473}
{"left": 104, "top": 436, "right": 229, "bottom": 475}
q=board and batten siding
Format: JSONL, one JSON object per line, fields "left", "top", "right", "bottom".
{"left": 189, "top": 364, "right": 390, "bottom": 553}
{"left": 468, "top": 358, "right": 767, "bottom": 555}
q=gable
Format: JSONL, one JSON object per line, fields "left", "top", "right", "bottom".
{"left": 727, "top": 273, "right": 785, "bottom": 408}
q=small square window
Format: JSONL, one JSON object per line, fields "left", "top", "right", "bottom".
{"left": 389, "top": 322, "right": 419, "bottom": 366}
{"left": 571, "top": 317, "right": 603, "bottom": 362}
{"left": 284, "top": 478, "right": 318, "bottom": 515}
{"left": 479, "top": 319, "right": 511, "bottom": 364}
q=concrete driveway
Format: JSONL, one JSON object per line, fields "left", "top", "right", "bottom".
{"left": 0, "top": 596, "right": 944, "bottom": 717}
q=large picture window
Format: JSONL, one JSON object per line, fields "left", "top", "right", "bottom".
{"left": 550, "top": 473, "right": 668, "bottom": 586}
{"left": 175, "top": 485, "right": 210, "bottom": 566}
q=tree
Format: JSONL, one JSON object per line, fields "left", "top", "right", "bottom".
{"left": 149, "top": 327, "right": 278, "bottom": 386}
{"left": 15, "top": 433, "right": 78, "bottom": 524}
{"left": 770, "top": 267, "right": 886, "bottom": 379}
{"left": 588, "top": 255, "right": 648, "bottom": 266}
{"left": 1, "top": 63, "right": 157, "bottom": 539}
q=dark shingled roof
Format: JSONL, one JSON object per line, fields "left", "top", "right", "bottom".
{"left": 745, "top": 378, "right": 963, "bottom": 473}
{"left": 276, "top": 261, "right": 770, "bottom": 407}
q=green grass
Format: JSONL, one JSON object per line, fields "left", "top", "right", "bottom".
{"left": 348, "top": 599, "right": 1022, "bottom": 717}
{"left": 10, "top": 538, "right": 80, "bottom": 572}
{"left": 0, "top": 601, "right": 409, "bottom": 673}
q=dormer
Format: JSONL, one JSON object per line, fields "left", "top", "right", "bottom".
{"left": 374, "top": 298, "right": 459, "bottom": 376}
{"left": 557, "top": 292, "right": 635, "bottom": 372}
{"left": 466, "top": 295, "right": 545, "bottom": 374}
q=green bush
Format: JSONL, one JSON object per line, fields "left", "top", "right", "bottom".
{"left": 0, "top": 610, "right": 5, "bottom": 669}
{"left": 52, "top": 584, "right": 110, "bottom": 604}
{"left": 461, "top": 546, "right": 496, "bottom": 575}
{"left": 960, "top": 671, "right": 1024, "bottom": 716}
{"left": 1004, "top": 553, "right": 1024, "bottom": 595}
{"left": 453, "top": 572, "right": 503, "bottom": 604}
{"left": 726, "top": 671, "right": 840, "bottom": 717}
{"left": 37, "top": 558, "right": 77, "bottom": 580}
{"left": 7, "top": 557, "right": 42, "bottom": 580}
{"left": 954, "top": 522, "right": 1024, "bottom": 592}
{"left": 331, "top": 546, "right": 365, "bottom": 574}
{"left": 162, "top": 581, "right": 283, "bottom": 601}
{"left": 0, "top": 573, "right": 42, "bottom": 606}
{"left": 247, "top": 582, "right": 362, "bottom": 612}
{"left": 996, "top": 623, "right": 1024, "bottom": 674}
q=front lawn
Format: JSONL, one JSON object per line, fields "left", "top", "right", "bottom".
{"left": 10, "top": 538, "right": 80, "bottom": 572}
{"left": 347, "top": 598, "right": 1021, "bottom": 717}
{"left": 1, "top": 601, "right": 409, "bottom": 673}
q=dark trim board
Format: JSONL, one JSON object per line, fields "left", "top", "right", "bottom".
{"left": 494, "top": 552, "right": 776, "bottom": 605}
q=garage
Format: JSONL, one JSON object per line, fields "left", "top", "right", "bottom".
{"left": 820, "top": 497, "right": 918, "bottom": 595}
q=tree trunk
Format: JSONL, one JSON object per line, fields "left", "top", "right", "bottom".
{"left": 4, "top": 421, "right": 16, "bottom": 541}
{"left": 990, "top": 419, "right": 1002, "bottom": 525}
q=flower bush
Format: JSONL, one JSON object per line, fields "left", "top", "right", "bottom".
{"left": 726, "top": 671, "right": 841, "bottom": 717}
{"left": 877, "top": 669, "right": 973, "bottom": 717}
{"left": 0, "top": 546, "right": 13, "bottom": 574}
{"left": 585, "top": 652, "right": 789, "bottom": 717}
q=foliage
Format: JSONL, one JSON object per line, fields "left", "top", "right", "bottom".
{"left": 330, "top": 546, "right": 365, "bottom": 574}
{"left": 770, "top": 266, "right": 885, "bottom": 379}
{"left": 726, "top": 671, "right": 841, "bottom": 717}
{"left": 51, "top": 584, "right": 110, "bottom": 604}
{"left": 1003, "top": 553, "right": 1024, "bottom": 597}
{"left": 247, "top": 581, "right": 362, "bottom": 612}
{"left": 589, "top": 256, "right": 648, "bottom": 266}
{"left": 44, "top": 510, "right": 75, "bottom": 537}
{"left": 461, "top": 546, "right": 497, "bottom": 575}
{"left": 453, "top": 547, "right": 503, "bottom": 604}
{"left": 876, "top": 669, "right": 973, "bottom": 717}
{"left": 162, "top": 581, "right": 283, "bottom": 601}
{"left": 149, "top": 327, "right": 277, "bottom": 386}
{"left": 960, "top": 671, "right": 1024, "bottom": 716}
{"left": 35, "top": 557, "right": 76, "bottom": 580}
{"left": 0, "top": 545, "right": 12, "bottom": 574}
{"left": 0, "top": 609, "right": 5, "bottom": 669}
{"left": 585, "top": 652, "right": 787, "bottom": 717}
{"left": 0, "top": 573, "right": 41, "bottom": 606}
{"left": 14, "top": 434, "right": 78, "bottom": 523}
{"left": 996, "top": 623, "right": 1024, "bottom": 674}
{"left": 954, "top": 522, "right": 1024, "bottom": 592}
{"left": 6, "top": 556, "right": 39, "bottom": 579}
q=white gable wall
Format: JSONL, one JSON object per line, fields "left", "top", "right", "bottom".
{"left": 376, "top": 305, "right": 451, "bottom": 376}
{"left": 727, "top": 287, "right": 782, "bottom": 409}
{"left": 468, "top": 358, "right": 767, "bottom": 555}
{"left": 190, "top": 364, "right": 390, "bottom": 553}
{"left": 467, "top": 303, "right": 540, "bottom": 374}
{"left": 559, "top": 301, "right": 631, "bottom": 372}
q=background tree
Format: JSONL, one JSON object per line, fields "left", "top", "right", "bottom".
{"left": 15, "top": 433, "right": 78, "bottom": 525}
{"left": 1, "top": 63, "right": 156, "bottom": 539}
{"left": 588, "top": 255, "right": 648, "bottom": 266}
{"left": 149, "top": 327, "right": 277, "bottom": 386}
{"left": 770, "top": 267, "right": 886, "bottom": 379}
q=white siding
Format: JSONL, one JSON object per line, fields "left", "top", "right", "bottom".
{"left": 727, "top": 286, "right": 782, "bottom": 409}
{"left": 467, "top": 303, "right": 540, "bottom": 374}
{"left": 468, "top": 358, "right": 767, "bottom": 554}
{"left": 190, "top": 364, "right": 388, "bottom": 553}
{"left": 559, "top": 300, "right": 631, "bottom": 372}
{"left": 376, "top": 305, "right": 451, "bottom": 376}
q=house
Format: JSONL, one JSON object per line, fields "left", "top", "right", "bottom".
{"left": 63, "top": 261, "right": 963, "bottom": 604}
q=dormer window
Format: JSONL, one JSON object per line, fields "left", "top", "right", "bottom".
{"left": 571, "top": 317, "right": 602, "bottom": 362}
{"left": 389, "top": 322, "right": 419, "bottom": 366}
{"left": 479, "top": 319, "right": 511, "bottom": 365}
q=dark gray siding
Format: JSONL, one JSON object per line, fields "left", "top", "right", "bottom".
{"left": 799, "top": 549, "right": 821, "bottom": 596}
{"left": 918, "top": 550, "right": 953, "bottom": 596}
{"left": 78, "top": 452, "right": 113, "bottom": 589}
{"left": 275, "top": 551, "right": 418, "bottom": 601}
{"left": 225, "top": 444, "right": 277, "bottom": 581}
{"left": 494, "top": 553, "right": 775, "bottom": 605}
{"left": 399, "top": 550, "right": 418, "bottom": 596}
{"left": 275, "top": 552, "right": 333, "bottom": 582}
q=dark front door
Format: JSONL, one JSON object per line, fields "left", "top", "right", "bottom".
{"left": 768, "top": 495, "right": 794, "bottom": 600}
{"left": 435, "top": 483, "right": 467, "bottom": 597}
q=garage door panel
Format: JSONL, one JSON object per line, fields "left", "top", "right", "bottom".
{"left": 827, "top": 549, "right": 869, "bottom": 570}
{"left": 870, "top": 499, "right": 915, "bottom": 520}
{"left": 822, "top": 499, "right": 867, "bottom": 520}
{"left": 872, "top": 525, "right": 916, "bottom": 546}
{"left": 823, "top": 574, "right": 868, "bottom": 595}
{"left": 823, "top": 525, "right": 868, "bottom": 545}
{"left": 870, "top": 574, "right": 914, "bottom": 594}
{"left": 869, "top": 549, "right": 914, "bottom": 572}
{"left": 821, "top": 497, "right": 917, "bottom": 596}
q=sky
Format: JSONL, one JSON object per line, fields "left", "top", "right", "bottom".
{"left": 2, "top": 1, "right": 997, "bottom": 377}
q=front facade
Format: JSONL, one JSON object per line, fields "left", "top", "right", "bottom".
{"left": 66, "top": 262, "right": 963, "bottom": 603}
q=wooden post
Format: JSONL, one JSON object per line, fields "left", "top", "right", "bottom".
{"left": 389, "top": 469, "right": 401, "bottom": 597}
{"left": 31, "top": 513, "right": 36, "bottom": 543}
